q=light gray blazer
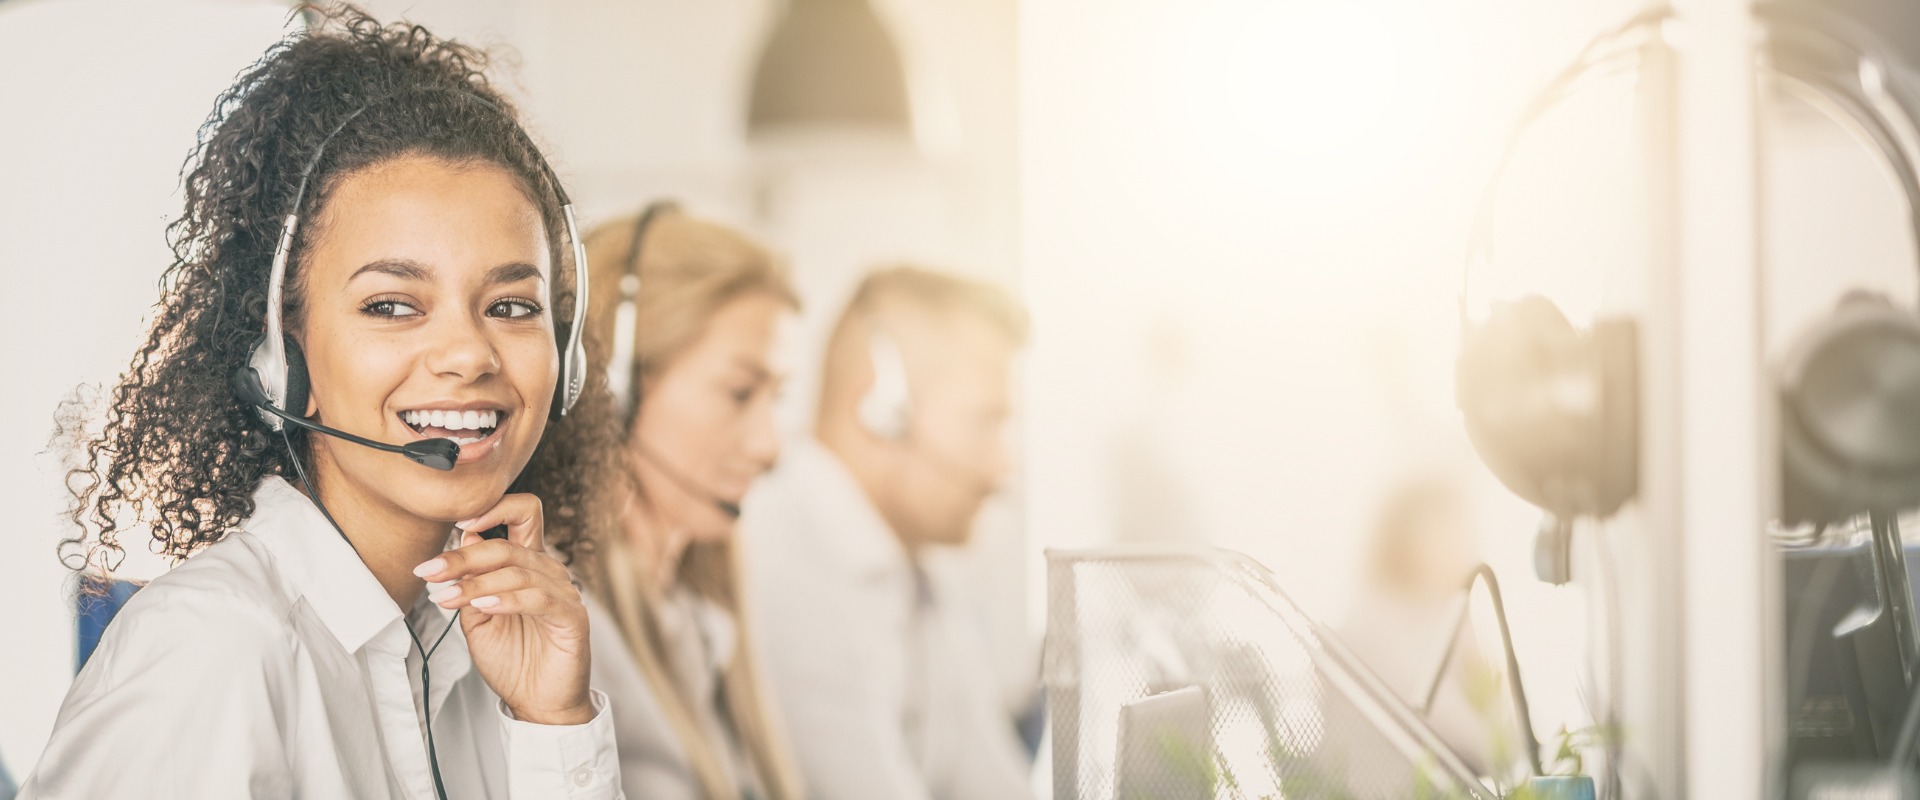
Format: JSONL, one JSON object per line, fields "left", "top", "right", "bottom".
{"left": 587, "top": 594, "right": 759, "bottom": 800}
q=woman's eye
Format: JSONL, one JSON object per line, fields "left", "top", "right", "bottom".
{"left": 361, "top": 299, "right": 421, "bottom": 318}
{"left": 488, "top": 299, "right": 543, "bottom": 319}
{"left": 730, "top": 386, "right": 755, "bottom": 406}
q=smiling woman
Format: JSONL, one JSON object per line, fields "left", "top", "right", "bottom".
{"left": 22, "top": 5, "right": 629, "bottom": 799}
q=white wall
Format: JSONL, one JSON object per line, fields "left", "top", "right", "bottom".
{"left": 0, "top": 0, "right": 301, "bottom": 773}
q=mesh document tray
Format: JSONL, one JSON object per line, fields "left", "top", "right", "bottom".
{"left": 1045, "top": 547, "right": 1496, "bottom": 800}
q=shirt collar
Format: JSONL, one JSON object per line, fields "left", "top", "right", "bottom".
{"left": 246, "top": 476, "right": 405, "bottom": 654}
{"left": 775, "top": 439, "right": 914, "bottom": 584}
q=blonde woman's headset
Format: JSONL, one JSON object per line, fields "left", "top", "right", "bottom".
{"left": 603, "top": 200, "right": 743, "bottom": 519}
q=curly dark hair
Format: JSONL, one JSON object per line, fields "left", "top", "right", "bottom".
{"left": 59, "top": 4, "right": 624, "bottom": 574}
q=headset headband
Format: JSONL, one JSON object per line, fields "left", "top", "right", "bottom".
{"left": 255, "top": 85, "right": 591, "bottom": 419}
{"left": 1759, "top": 4, "right": 1920, "bottom": 301}
{"left": 1459, "top": 8, "right": 1671, "bottom": 329}
{"left": 1461, "top": 7, "right": 1920, "bottom": 324}
{"left": 609, "top": 200, "right": 679, "bottom": 426}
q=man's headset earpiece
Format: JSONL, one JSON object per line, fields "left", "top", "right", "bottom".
{"left": 859, "top": 328, "right": 914, "bottom": 442}
{"left": 855, "top": 324, "right": 1002, "bottom": 501}
{"left": 1460, "top": 7, "right": 1920, "bottom": 536}
{"left": 236, "top": 87, "right": 591, "bottom": 454}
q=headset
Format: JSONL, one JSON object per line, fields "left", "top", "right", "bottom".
{"left": 1456, "top": 9, "right": 1665, "bottom": 528}
{"left": 1460, "top": 5, "right": 1920, "bottom": 531}
{"left": 228, "top": 85, "right": 588, "bottom": 800}
{"left": 859, "top": 329, "right": 914, "bottom": 441}
{"left": 1762, "top": 4, "right": 1920, "bottom": 527}
{"left": 605, "top": 200, "right": 743, "bottom": 520}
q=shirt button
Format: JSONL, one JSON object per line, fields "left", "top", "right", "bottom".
{"left": 571, "top": 766, "right": 593, "bottom": 787}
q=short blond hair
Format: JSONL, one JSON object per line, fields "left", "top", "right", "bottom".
{"left": 840, "top": 265, "right": 1028, "bottom": 345}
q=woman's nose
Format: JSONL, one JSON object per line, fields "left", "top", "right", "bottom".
{"left": 424, "top": 311, "right": 502, "bottom": 382}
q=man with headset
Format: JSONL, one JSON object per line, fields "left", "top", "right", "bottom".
{"left": 742, "top": 266, "right": 1035, "bottom": 800}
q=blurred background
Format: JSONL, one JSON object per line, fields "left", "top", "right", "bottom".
{"left": 7, "top": 0, "right": 1920, "bottom": 796}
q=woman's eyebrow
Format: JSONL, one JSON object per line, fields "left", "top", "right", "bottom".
{"left": 486, "top": 262, "right": 543, "bottom": 285}
{"left": 349, "top": 258, "right": 432, "bottom": 283}
{"left": 344, "top": 260, "right": 543, "bottom": 285}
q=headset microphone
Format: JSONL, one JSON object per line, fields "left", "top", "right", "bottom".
{"left": 232, "top": 367, "right": 461, "bottom": 471}
{"left": 632, "top": 439, "right": 743, "bottom": 519}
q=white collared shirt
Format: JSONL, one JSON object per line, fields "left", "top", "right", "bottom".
{"left": 20, "top": 476, "right": 623, "bottom": 800}
{"left": 741, "top": 440, "right": 1034, "bottom": 800}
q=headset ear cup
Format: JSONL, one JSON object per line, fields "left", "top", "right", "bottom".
{"left": 1459, "top": 296, "right": 1638, "bottom": 519}
{"left": 241, "top": 334, "right": 310, "bottom": 429}
{"left": 1458, "top": 296, "right": 1584, "bottom": 515}
{"left": 1778, "top": 297, "right": 1920, "bottom": 524}
{"left": 282, "top": 336, "right": 311, "bottom": 420}
{"left": 552, "top": 282, "right": 587, "bottom": 423}
{"left": 549, "top": 333, "right": 568, "bottom": 423}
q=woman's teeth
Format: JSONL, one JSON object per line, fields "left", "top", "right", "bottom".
{"left": 401, "top": 409, "right": 500, "bottom": 445}
{"left": 402, "top": 409, "right": 498, "bottom": 430}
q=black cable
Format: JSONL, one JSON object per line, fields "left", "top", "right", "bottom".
{"left": 404, "top": 610, "right": 461, "bottom": 800}
{"left": 1420, "top": 563, "right": 1544, "bottom": 777}
{"left": 280, "top": 430, "right": 460, "bottom": 800}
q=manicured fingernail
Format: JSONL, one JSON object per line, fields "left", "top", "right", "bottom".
{"left": 470, "top": 595, "right": 500, "bottom": 609}
{"left": 413, "top": 558, "right": 447, "bottom": 578}
{"left": 453, "top": 518, "right": 478, "bottom": 530}
{"left": 429, "top": 585, "right": 461, "bottom": 605}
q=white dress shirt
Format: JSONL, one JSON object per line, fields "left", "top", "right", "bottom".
{"left": 741, "top": 440, "right": 1034, "bottom": 800}
{"left": 20, "top": 476, "right": 624, "bottom": 800}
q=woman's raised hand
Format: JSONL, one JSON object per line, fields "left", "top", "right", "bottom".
{"left": 413, "top": 493, "right": 594, "bottom": 726}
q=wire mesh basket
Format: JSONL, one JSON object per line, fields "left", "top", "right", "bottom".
{"left": 1045, "top": 546, "right": 1495, "bottom": 800}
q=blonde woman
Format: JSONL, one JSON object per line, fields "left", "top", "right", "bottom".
{"left": 576, "top": 203, "right": 806, "bottom": 800}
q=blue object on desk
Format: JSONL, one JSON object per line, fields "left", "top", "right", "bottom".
{"left": 75, "top": 576, "right": 142, "bottom": 673}
{"left": 1524, "top": 775, "right": 1596, "bottom": 800}
{"left": 0, "top": 749, "right": 16, "bottom": 800}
